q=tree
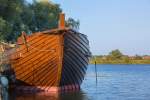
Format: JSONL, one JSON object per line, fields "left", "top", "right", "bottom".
{"left": 122, "top": 56, "right": 130, "bottom": 63}
{"left": 134, "top": 54, "right": 142, "bottom": 60}
{"left": 31, "top": 1, "right": 62, "bottom": 31}
{"left": 108, "top": 49, "right": 123, "bottom": 60}
{"left": 0, "top": 0, "right": 27, "bottom": 42}
{"left": 0, "top": 17, "right": 11, "bottom": 42}
{"left": 0, "top": 0, "right": 80, "bottom": 42}
{"left": 66, "top": 18, "right": 80, "bottom": 31}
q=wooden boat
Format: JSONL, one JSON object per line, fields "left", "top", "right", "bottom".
{"left": 9, "top": 14, "right": 91, "bottom": 92}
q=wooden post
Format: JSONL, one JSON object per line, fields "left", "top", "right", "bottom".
{"left": 0, "top": 76, "right": 9, "bottom": 100}
{"left": 59, "top": 13, "right": 65, "bottom": 29}
{"left": 94, "top": 57, "right": 98, "bottom": 84}
{"left": 0, "top": 79, "right": 1, "bottom": 100}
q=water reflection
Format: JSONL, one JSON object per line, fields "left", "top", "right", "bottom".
{"left": 60, "top": 91, "right": 89, "bottom": 100}
{"left": 9, "top": 91, "right": 89, "bottom": 100}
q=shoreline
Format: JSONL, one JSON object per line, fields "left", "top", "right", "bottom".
{"left": 89, "top": 63, "right": 150, "bottom": 65}
{"left": 90, "top": 59, "right": 150, "bottom": 65}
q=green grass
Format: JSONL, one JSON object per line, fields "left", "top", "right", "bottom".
{"left": 90, "top": 59, "right": 150, "bottom": 64}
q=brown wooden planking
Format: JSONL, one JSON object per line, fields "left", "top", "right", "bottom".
{"left": 14, "top": 34, "right": 52, "bottom": 55}
{"left": 11, "top": 33, "right": 63, "bottom": 86}
{"left": 21, "top": 35, "right": 57, "bottom": 53}
{"left": 13, "top": 43, "right": 57, "bottom": 75}
{"left": 30, "top": 56, "right": 57, "bottom": 83}
{"left": 40, "top": 64, "right": 58, "bottom": 86}
{"left": 11, "top": 35, "right": 58, "bottom": 67}
{"left": 12, "top": 36, "right": 58, "bottom": 68}
{"left": 13, "top": 34, "right": 57, "bottom": 59}
{"left": 9, "top": 28, "right": 90, "bottom": 88}
{"left": 15, "top": 50, "right": 57, "bottom": 80}
{"left": 15, "top": 48, "right": 59, "bottom": 85}
{"left": 34, "top": 59, "right": 58, "bottom": 86}
{"left": 22, "top": 59, "right": 58, "bottom": 86}
{"left": 15, "top": 53, "right": 58, "bottom": 85}
{"left": 14, "top": 43, "right": 57, "bottom": 74}
{"left": 37, "top": 34, "right": 64, "bottom": 87}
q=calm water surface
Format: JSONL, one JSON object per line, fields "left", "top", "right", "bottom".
{"left": 10, "top": 64, "right": 150, "bottom": 100}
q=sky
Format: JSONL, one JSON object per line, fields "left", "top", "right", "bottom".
{"left": 28, "top": 0, "right": 150, "bottom": 56}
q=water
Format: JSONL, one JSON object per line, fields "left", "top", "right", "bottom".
{"left": 9, "top": 64, "right": 150, "bottom": 100}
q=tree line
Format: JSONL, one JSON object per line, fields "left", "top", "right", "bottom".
{"left": 0, "top": 0, "right": 79, "bottom": 42}
{"left": 90, "top": 49, "right": 150, "bottom": 64}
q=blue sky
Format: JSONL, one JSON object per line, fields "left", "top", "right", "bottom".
{"left": 28, "top": 0, "right": 150, "bottom": 55}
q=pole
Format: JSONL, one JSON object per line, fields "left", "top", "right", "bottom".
{"left": 94, "top": 57, "right": 98, "bottom": 84}
{"left": 0, "top": 76, "right": 9, "bottom": 100}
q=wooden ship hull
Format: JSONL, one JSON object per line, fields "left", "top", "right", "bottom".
{"left": 9, "top": 14, "right": 91, "bottom": 92}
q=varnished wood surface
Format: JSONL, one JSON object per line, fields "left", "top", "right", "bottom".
{"left": 10, "top": 29, "right": 90, "bottom": 88}
{"left": 11, "top": 33, "right": 63, "bottom": 87}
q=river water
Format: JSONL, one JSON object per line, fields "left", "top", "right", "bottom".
{"left": 9, "top": 64, "right": 150, "bottom": 100}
